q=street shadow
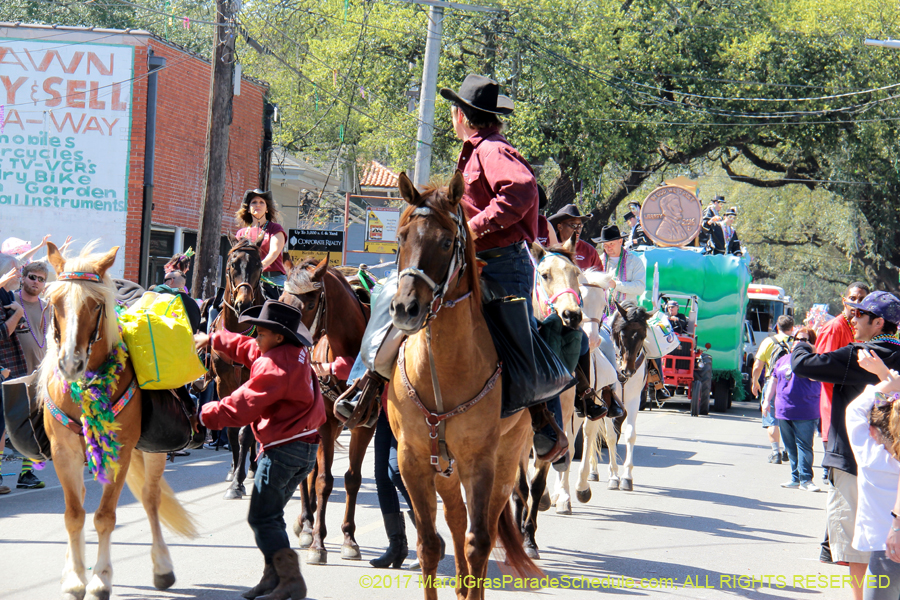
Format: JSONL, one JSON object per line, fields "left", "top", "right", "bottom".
{"left": 639, "top": 484, "right": 821, "bottom": 512}
{"left": 118, "top": 583, "right": 252, "bottom": 599}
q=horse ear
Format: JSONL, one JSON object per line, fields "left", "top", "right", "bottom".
{"left": 312, "top": 256, "right": 328, "bottom": 280}
{"left": 447, "top": 170, "right": 465, "bottom": 208}
{"left": 47, "top": 242, "right": 65, "bottom": 274}
{"left": 398, "top": 172, "right": 422, "bottom": 207}
{"left": 530, "top": 242, "right": 545, "bottom": 262}
{"left": 95, "top": 246, "right": 119, "bottom": 278}
{"left": 562, "top": 231, "right": 577, "bottom": 253}
{"left": 615, "top": 300, "right": 628, "bottom": 318}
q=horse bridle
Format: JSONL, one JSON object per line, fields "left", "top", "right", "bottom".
{"left": 397, "top": 205, "right": 468, "bottom": 324}
{"left": 221, "top": 246, "right": 264, "bottom": 333}
{"left": 533, "top": 252, "right": 583, "bottom": 317}
{"left": 49, "top": 273, "right": 107, "bottom": 365}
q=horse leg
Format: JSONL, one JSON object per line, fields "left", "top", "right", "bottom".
{"left": 307, "top": 419, "right": 337, "bottom": 565}
{"left": 247, "top": 432, "right": 259, "bottom": 479}
{"left": 600, "top": 417, "right": 620, "bottom": 490}
{"left": 512, "top": 461, "right": 529, "bottom": 534}
{"left": 340, "top": 424, "right": 375, "bottom": 560}
{"left": 435, "top": 472, "right": 469, "bottom": 600}
{"left": 398, "top": 454, "right": 441, "bottom": 600}
{"left": 52, "top": 434, "right": 89, "bottom": 600}
{"left": 85, "top": 447, "right": 134, "bottom": 600}
{"left": 293, "top": 473, "right": 315, "bottom": 547}
{"left": 554, "top": 403, "right": 576, "bottom": 515}
{"left": 576, "top": 418, "right": 599, "bottom": 503}
{"left": 522, "top": 462, "right": 549, "bottom": 559}
{"left": 619, "top": 373, "right": 642, "bottom": 491}
{"left": 224, "top": 426, "right": 240, "bottom": 482}
{"left": 134, "top": 450, "right": 176, "bottom": 590}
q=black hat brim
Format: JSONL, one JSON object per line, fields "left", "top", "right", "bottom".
{"left": 243, "top": 189, "right": 274, "bottom": 206}
{"left": 591, "top": 233, "right": 627, "bottom": 244}
{"left": 239, "top": 305, "right": 313, "bottom": 347}
{"left": 439, "top": 88, "right": 514, "bottom": 115}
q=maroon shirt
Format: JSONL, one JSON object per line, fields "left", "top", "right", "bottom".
{"left": 237, "top": 222, "right": 287, "bottom": 275}
{"left": 575, "top": 239, "right": 603, "bottom": 271}
{"left": 457, "top": 127, "right": 538, "bottom": 252}
{"left": 536, "top": 215, "right": 551, "bottom": 246}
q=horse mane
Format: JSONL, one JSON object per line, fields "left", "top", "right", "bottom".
{"left": 543, "top": 244, "right": 578, "bottom": 266}
{"left": 39, "top": 241, "right": 120, "bottom": 393}
{"left": 398, "top": 187, "right": 480, "bottom": 302}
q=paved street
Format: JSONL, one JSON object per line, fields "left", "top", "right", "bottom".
{"left": 1, "top": 400, "right": 847, "bottom": 599}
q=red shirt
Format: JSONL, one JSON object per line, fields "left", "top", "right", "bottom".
{"left": 536, "top": 215, "right": 551, "bottom": 246}
{"left": 237, "top": 222, "right": 287, "bottom": 275}
{"left": 815, "top": 314, "right": 855, "bottom": 442}
{"left": 201, "top": 331, "right": 326, "bottom": 449}
{"left": 457, "top": 127, "right": 538, "bottom": 252}
{"left": 575, "top": 239, "right": 603, "bottom": 271}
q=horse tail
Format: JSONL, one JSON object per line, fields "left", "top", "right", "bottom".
{"left": 496, "top": 500, "right": 544, "bottom": 579}
{"left": 125, "top": 449, "right": 199, "bottom": 539}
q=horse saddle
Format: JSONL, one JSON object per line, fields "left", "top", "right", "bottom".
{"left": 136, "top": 387, "right": 206, "bottom": 453}
{"left": 2, "top": 371, "right": 51, "bottom": 462}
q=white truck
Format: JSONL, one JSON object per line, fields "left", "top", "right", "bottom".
{"left": 741, "top": 284, "right": 795, "bottom": 392}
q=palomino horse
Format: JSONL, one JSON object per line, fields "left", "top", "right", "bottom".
{"left": 583, "top": 301, "right": 651, "bottom": 493}
{"left": 279, "top": 257, "right": 371, "bottom": 564}
{"left": 512, "top": 240, "right": 580, "bottom": 560}
{"left": 210, "top": 238, "right": 265, "bottom": 499}
{"left": 41, "top": 242, "right": 196, "bottom": 600}
{"left": 388, "top": 171, "right": 541, "bottom": 599}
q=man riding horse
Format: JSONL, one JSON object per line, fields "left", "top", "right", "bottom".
{"left": 336, "top": 74, "right": 596, "bottom": 467}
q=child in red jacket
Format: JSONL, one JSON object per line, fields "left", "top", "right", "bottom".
{"left": 196, "top": 301, "right": 325, "bottom": 600}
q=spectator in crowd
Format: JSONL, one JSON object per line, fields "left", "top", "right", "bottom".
{"left": 707, "top": 207, "right": 742, "bottom": 255}
{"left": 547, "top": 204, "right": 602, "bottom": 270}
{"left": 846, "top": 350, "right": 900, "bottom": 600}
{"left": 666, "top": 299, "right": 689, "bottom": 335}
{"left": 751, "top": 315, "right": 795, "bottom": 464}
{"left": 792, "top": 291, "right": 900, "bottom": 600}
{"left": 164, "top": 248, "right": 193, "bottom": 294}
{"left": 765, "top": 327, "right": 822, "bottom": 492}
{"left": 0, "top": 254, "right": 45, "bottom": 491}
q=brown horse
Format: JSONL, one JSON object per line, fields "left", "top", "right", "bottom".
{"left": 41, "top": 242, "right": 196, "bottom": 600}
{"left": 388, "top": 171, "right": 541, "bottom": 600}
{"left": 210, "top": 238, "right": 265, "bottom": 499}
{"left": 279, "top": 256, "right": 371, "bottom": 564}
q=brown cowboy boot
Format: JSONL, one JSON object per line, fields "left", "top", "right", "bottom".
{"left": 574, "top": 354, "right": 608, "bottom": 421}
{"left": 242, "top": 563, "right": 278, "bottom": 599}
{"left": 602, "top": 386, "right": 626, "bottom": 419}
{"left": 257, "top": 548, "right": 306, "bottom": 600}
{"left": 334, "top": 370, "right": 386, "bottom": 429}
{"left": 531, "top": 405, "right": 569, "bottom": 463}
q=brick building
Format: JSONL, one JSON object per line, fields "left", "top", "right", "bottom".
{"left": 0, "top": 23, "right": 268, "bottom": 287}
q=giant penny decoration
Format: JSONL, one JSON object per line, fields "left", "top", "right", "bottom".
{"left": 639, "top": 185, "right": 702, "bottom": 247}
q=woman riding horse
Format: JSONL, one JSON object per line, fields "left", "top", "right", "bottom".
{"left": 236, "top": 189, "right": 287, "bottom": 299}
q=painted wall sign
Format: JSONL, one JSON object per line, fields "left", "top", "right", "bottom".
{"left": 0, "top": 38, "right": 135, "bottom": 277}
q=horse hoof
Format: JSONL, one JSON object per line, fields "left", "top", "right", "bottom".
{"left": 588, "top": 472, "right": 600, "bottom": 482}
{"left": 223, "top": 483, "right": 245, "bottom": 500}
{"left": 306, "top": 547, "right": 328, "bottom": 565}
{"left": 523, "top": 544, "right": 540, "bottom": 560}
{"left": 246, "top": 470, "right": 256, "bottom": 480}
{"left": 341, "top": 543, "right": 362, "bottom": 560}
{"left": 62, "top": 591, "right": 86, "bottom": 600}
{"left": 556, "top": 499, "right": 572, "bottom": 515}
{"left": 154, "top": 572, "right": 176, "bottom": 590}
{"left": 85, "top": 591, "right": 110, "bottom": 600}
{"left": 298, "top": 531, "right": 314, "bottom": 548}
{"left": 225, "top": 470, "right": 234, "bottom": 482}
{"left": 537, "top": 495, "right": 551, "bottom": 512}
{"left": 619, "top": 478, "right": 633, "bottom": 491}
{"left": 292, "top": 520, "right": 303, "bottom": 538}
{"left": 607, "top": 478, "right": 619, "bottom": 490}
{"left": 576, "top": 488, "right": 592, "bottom": 503}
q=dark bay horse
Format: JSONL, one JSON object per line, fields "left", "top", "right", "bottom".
{"left": 388, "top": 171, "right": 541, "bottom": 599}
{"left": 279, "top": 256, "right": 371, "bottom": 564}
{"left": 210, "top": 238, "right": 264, "bottom": 499}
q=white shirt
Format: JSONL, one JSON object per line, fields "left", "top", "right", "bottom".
{"left": 849, "top": 385, "right": 900, "bottom": 552}
{"left": 601, "top": 250, "right": 646, "bottom": 306}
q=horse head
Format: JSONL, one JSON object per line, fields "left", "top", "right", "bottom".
{"left": 225, "top": 238, "right": 263, "bottom": 317}
{"left": 45, "top": 241, "right": 120, "bottom": 382}
{"left": 579, "top": 267, "right": 615, "bottom": 345}
{"left": 391, "top": 170, "right": 475, "bottom": 334}
{"left": 281, "top": 256, "right": 328, "bottom": 334}
{"left": 531, "top": 234, "right": 583, "bottom": 329}
{"left": 612, "top": 300, "right": 654, "bottom": 378}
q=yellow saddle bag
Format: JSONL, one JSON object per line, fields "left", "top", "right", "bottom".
{"left": 120, "top": 292, "right": 207, "bottom": 390}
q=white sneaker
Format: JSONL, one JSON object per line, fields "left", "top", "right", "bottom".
{"left": 800, "top": 481, "right": 821, "bottom": 492}
{"left": 781, "top": 481, "right": 800, "bottom": 489}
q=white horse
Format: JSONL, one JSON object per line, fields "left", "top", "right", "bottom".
{"left": 574, "top": 270, "right": 649, "bottom": 497}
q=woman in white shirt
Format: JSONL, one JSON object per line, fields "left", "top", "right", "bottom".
{"left": 852, "top": 350, "right": 900, "bottom": 600}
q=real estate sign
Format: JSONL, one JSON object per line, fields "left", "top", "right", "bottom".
{"left": 0, "top": 38, "right": 134, "bottom": 276}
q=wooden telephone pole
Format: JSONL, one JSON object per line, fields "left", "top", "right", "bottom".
{"left": 192, "top": 0, "right": 236, "bottom": 299}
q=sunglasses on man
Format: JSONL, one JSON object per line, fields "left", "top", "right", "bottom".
{"left": 852, "top": 308, "right": 879, "bottom": 320}
{"left": 559, "top": 223, "right": 584, "bottom": 232}
{"left": 25, "top": 274, "right": 45, "bottom": 283}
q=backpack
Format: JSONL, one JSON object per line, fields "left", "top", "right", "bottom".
{"left": 767, "top": 335, "right": 794, "bottom": 372}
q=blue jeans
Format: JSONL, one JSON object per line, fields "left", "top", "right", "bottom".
{"left": 374, "top": 408, "right": 412, "bottom": 515}
{"left": 779, "top": 418, "right": 816, "bottom": 483}
{"left": 248, "top": 440, "right": 318, "bottom": 562}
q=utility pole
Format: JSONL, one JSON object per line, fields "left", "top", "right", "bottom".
{"left": 403, "top": 0, "right": 504, "bottom": 188}
{"left": 193, "top": 0, "right": 236, "bottom": 299}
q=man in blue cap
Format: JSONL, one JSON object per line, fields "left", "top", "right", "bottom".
{"left": 791, "top": 290, "right": 900, "bottom": 597}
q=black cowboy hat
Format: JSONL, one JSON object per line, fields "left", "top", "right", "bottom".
{"left": 548, "top": 204, "right": 592, "bottom": 226}
{"left": 713, "top": 195, "right": 725, "bottom": 204}
{"left": 242, "top": 188, "right": 273, "bottom": 207}
{"left": 239, "top": 300, "right": 313, "bottom": 347}
{"left": 591, "top": 225, "right": 627, "bottom": 244}
{"left": 439, "top": 74, "right": 514, "bottom": 115}
{"left": 623, "top": 211, "right": 635, "bottom": 222}
{"left": 724, "top": 207, "right": 738, "bottom": 217}
{"left": 538, "top": 185, "right": 548, "bottom": 210}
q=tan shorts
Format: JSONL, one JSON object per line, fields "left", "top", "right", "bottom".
{"left": 827, "top": 469, "right": 872, "bottom": 565}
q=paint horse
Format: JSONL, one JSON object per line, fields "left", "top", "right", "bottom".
{"left": 279, "top": 257, "right": 372, "bottom": 564}
{"left": 388, "top": 171, "right": 541, "bottom": 600}
{"left": 41, "top": 242, "right": 196, "bottom": 600}
{"left": 512, "top": 240, "right": 580, "bottom": 559}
